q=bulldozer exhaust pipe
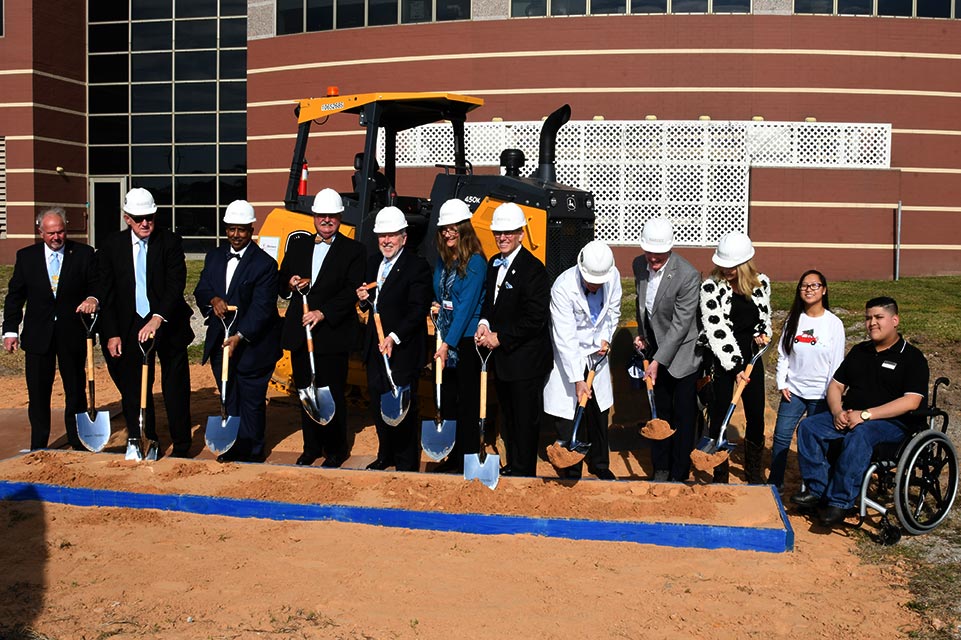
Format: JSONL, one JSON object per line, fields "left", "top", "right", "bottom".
{"left": 535, "top": 104, "right": 571, "bottom": 183}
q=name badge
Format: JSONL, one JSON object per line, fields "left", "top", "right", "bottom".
{"left": 442, "top": 300, "right": 453, "bottom": 311}
{"left": 882, "top": 360, "right": 897, "bottom": 370}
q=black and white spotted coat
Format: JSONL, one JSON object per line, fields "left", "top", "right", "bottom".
{"left": 698, "top": 274, "right": 772, "bottom": 372}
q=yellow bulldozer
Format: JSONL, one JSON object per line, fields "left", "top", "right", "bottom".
{"left": 257, "top": 90, "right": 596, "bottom": 393}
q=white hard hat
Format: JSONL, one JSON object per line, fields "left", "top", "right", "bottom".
{"left": 311, "top": 188, "right": 344, "bottom": 215}
{"left": 123, "top": 187, "right": 157, "bottom": 217}
{"left": 712, "top": 231, "right": 755, "bottom": 268}
{"left": 437, "top": 199, "right": 472, "bottom": 227}
{"left": 489, "top": 202, "right": 526, "bottom": 232}
{"left": 640, "top": 217, "right": 674, "bottom": 253}
{"left": 223, "top": 200, "right": 256, "bottom": 225}
{"left": 373, "top": 206, "right": 407, "bottom": 234}
{"left": 577, "top": 240, "right": 617, "bottom": 285}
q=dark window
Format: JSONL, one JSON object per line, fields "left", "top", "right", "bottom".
{"left": 132, "top": 145, "right": 174, "bottom": 173}
{"left": 153, "top": 206, "right": 173, "bottom": 229}
{"left": 838, "top": 0, "right": 871, "bottom": 12}
{"left": 132, "top": 52, "right": 172, "bottom": 81}
{"left": 175, "top": 83, "right": 217, "bottom": 111}
{"left": 512, "top": 0, "right": 547, "bottom": 16}
{"left": 552, "top": 0, "right": 586, "bottom": 14}
{"left": 369, "top": 0, "right": 398, "bottom": 24}
{"left": 174, "top": 207, "right": 218, "bottom": 237}
{"left": 175, "top": 113, "right": 216, "bottom": 143}
{"left": 174, "top": 145, "right": 217, "bottom": 174}
{"left": 714, "top": 0, "right": 750, "bottom": 11}
{"left": 672, "top": 0, "right": 708, "bottom": 10}
{"left": 278, "top": 0, "right": 304, "bottom": 33}
{"left": 220, "top": 176, "right": 247, "bottom": 203}
{"left": 134, "top": 176, "right": 173, "bottom": 204}
{"left": 89, "top": 54, "right": 129, "bottom": 83}
{"left": 307, "top": 0, "right": 334, "bottom": 29}
{"left": 632, "top": 0, "right": 666, "bottom": 12}
{"left": 177, "top": 0, "right": 217, "bottom": 18}
{"left": 878, "top": 0, "right": 909, "bottom": 13}
{"left": 132, "top": 84, "right": 172, "bottom": 112}
{"left": 337, "top": 0, "right": 365, "bottom": 27}
{"left": 89, "top": 146, "right": 129, "bottom": 175}
{"left": 175, "top": 177, "right": 217, "bottom": 205}
{"left": 89, "top": 85, "right": 129, "bottom": 115}
{"left": 219, "top": 113, "right": 246, "bottom": 142}
{"left": 438, "top": 0, "right": 471, "bottom": 19}
{"left": 133, "top": 115, "right": 172, "bottom": 143}
{"left": 90, "top": 116, "right": 129, "bottom": 145}
{"left": 183, "top": 238, "right": 217, "bottom": 253}
{"left": 220, "top": 50, "right": 247, "bottom": 78}
{"left": 89, "top": 23, "right": 129, "bottom": 53}
{"left": 132, "top": 0, "right": 172, "bottom": 20}
{"left": 918, "top": 0, "right": 950, "bottom": 15}
{"left": 219, "top": 144, "right": 247, "bottom": 174}
{"left": 220, "top": 18, "right": 247, "bottom": 47}
{"left": 794, "top": 0, "right": 833, "bottom": 10}
{"left": 219, "top": 81, "right": 246, "bottom": 111}
{"left": 175, "top": 51, "right": 217, "bottom": 80}
{"left": 132, "top": 20, "right": 171, "bottom": 50}
{"left": 589, "top": 0, "right": 626, "bottom": 13}
{"left": 402, "top": 0, "right": 430, "bottom": 21}
{"left": 175, "top": 19, "right": 217, "bottom": 49}
{"left": 89, "top": 2, "right": 129, "bottom": 22}
{"left": 222, "top": 0, "right": 248, "bottom": 16}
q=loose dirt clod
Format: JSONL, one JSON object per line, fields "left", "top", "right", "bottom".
{"left": 546, "top": 443, "right": 586, "bottom": 469}
{"left": 690, "top": 449, "right": 730, "bottom": 473}
{"left": 640, "top": 418, "right": 674, "bottom": 440}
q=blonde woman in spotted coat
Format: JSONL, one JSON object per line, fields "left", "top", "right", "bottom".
{"left": 699, "top": 232, "right": 772, "bottom": 484}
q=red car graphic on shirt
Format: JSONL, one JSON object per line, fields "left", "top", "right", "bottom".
{"left": 794, "top": 329, "right": 817, "bottom": 345}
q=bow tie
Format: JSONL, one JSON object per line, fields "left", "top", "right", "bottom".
{"left": 315, "top": 235, "right": 334, "bottom": 245}
{"left": 493, "top": 257, "right": 509, "bottom": 268}
{"left": 228, "top": 252, "right": 242, "bottom": 260}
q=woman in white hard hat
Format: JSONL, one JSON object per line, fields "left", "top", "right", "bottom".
{"left": 699, "top": 231, "right": 772, "bottom": 484}
{"left": 429, "top": 199, "right": 487, "bottom": 473}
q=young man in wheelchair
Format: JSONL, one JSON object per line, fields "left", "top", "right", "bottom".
{"left": 791, "top": 296, "right": 929, "bottom": 528}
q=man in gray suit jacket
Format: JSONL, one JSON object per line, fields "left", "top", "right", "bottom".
{"left": 632, "top": 218, "right": 702, "bottom": 481}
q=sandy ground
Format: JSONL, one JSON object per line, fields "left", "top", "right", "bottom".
{"left": 0, "top": 363, "right": 928, "bottom": 638}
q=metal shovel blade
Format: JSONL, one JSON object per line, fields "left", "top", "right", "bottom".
{"left": 76, "top": 411, "right": 111, "bottom": 453}
{"left": 298, "top": 385, "right": 335, "bottom": 425}
{"left": 205, "top": 415, "right": 240, "bottom": 455}
{"left": 380, "top": 385, "right": 410, "bottom": 427}
{"left": 421, "top": 418, "right": 456, "bottom": 461}
{"left": 464, "top": 452, "right": 500, "bottom": 490}
{"left": 125, "top": 438, "right": 143, "bottom": 461}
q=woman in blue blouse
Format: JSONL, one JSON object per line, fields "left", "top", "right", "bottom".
{"left": 431, "top": 199, "right": 487, "bottom": 473}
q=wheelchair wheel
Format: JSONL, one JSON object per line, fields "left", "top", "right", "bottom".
{"left": 894, "top": 430, "right": 959, "bottom": 535}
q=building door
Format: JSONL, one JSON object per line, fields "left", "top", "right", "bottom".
{"left": 89, "top": 177, "right": 126, "bottom": 248}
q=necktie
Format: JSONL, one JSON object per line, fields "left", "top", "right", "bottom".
{"left": 378, "top": 258, "right": 393, "bottom": 288}
{"left": 48, "top": 252, "right": 61, "bottom": 295}
{"left": 135, "top": 240, "right": 150, "bottom": 317}
{"left": 493, "top": 256, "right": 509, "bottom": 268}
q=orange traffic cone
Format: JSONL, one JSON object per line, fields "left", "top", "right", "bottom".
{"left": 297, "top": 161, "right": 308, "bottom": 196}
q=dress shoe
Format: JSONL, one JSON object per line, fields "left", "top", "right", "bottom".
{"left": 790, "top": 490, "right": 820, "bottom": 508}
{"left": 652, "top": 469, "right": 670, "bottom": 482}
{"left": 296, "top": 454, "right": 318, "bottom": 466}
{"left": 594, "top": 468, "right": 616, "bottom": 481}
{"left": 432, "top": 458, "right": 463, "bottom": 474}
{"left": 366, "top": 458, "right": 392, "bottom": 470}
{"left": 499, "top": 465, "right": 513, "bottom": 476}
{"left": 216, "top": 449, "right": 246, "bottom": 463}
{"left": 819, "top": 505, "right": 849, "bottom": 527}
{"left": 321, "top": 455, "right": 345, "bottom": 468}
{"left": 170, "top": 448, "right": 191, "bottom": 459}
{"left": 248, "top": 451, "right": 267, "bottom": 463}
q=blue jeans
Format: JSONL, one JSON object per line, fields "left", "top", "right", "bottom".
{"left": 797, "top": 411, "right": 907, "bottom": 508}
{"left": 768, "top": 395, "right": 828, "bottom": 489}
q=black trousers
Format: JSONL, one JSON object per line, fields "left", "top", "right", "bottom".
{"left": 291, "top": 349, "right": 349, "bottom": 461}
{"left": 209, "top": 348, "right": 273, "bottom": 457}
{"left": 495, "top": 375, "right": 546, "bottom": 477}
{"left": 25, "top": 334, "right": 86, "bottom": 450}
{"left": 439, "top": 337, "right": 481, "bottom": 458}
{"left": 649, "top": 369, "right": 700, "bottom": 481}
{"left": 708, "top": 356, "right": 766, "bottom": 447}
{"left": 553, "top": 394, "right": 610, "bottom": 477}
{"left": 371, "top": 376, "right": 422, "bottom": 472}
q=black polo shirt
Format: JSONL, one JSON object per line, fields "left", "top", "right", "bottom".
{"left": 833, "top": 335, "right": 929, "bottom": 427}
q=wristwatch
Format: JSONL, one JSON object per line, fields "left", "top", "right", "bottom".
{"left": 860, "top": 410, "right": 872, "bottom": 421}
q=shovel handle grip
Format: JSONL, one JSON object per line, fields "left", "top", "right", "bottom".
{"left": 730, "top": 363, "right": 755, "bottom": 405}
{"left": 479, "top": 370, "right": 487, "bottom": 420}
{"left": 226, "top": 305, "right": 238, "bottom": 311}
{"left": 578, "top": 368, "right": 597, "bottom": 408}
{"left": 301, "top": 298, "right": 315, "bottom": 354}
{"left": 86, "top": 338, "right": 96, "bottom": 382}
{"left": 435, "top": 328, "right": 444, "bottom": 383}
{"left": 221, "top": 344, "right": 231, "bottom": 382}
{"left": 140, "top": 363, "right": 149, "bottom": 408}
{"left": 642, "top": 359, "right": 654, "bottom": 391}
{"left": 373, "top": 312, "right": 386, "bottom": 344}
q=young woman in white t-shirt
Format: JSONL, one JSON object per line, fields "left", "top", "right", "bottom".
{"left": 769, "top": 269, "right": 846, "bottom": 490}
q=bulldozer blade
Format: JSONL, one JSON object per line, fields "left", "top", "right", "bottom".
{"left": 76, "top": 410, "right": 111, "bottom": 453}
{"left": 298, "top": 384, "right": 335, "bottom": 425}
{"left": 421, "top": 418, "right": 456, "bottom": 461}
{"left": 380, "top": 385, "right": 410, "bottom": 427}
{"left": 205, "top": 415, "right": 240, "bottom": 455}
{"left": 464, "top": 452, "right": 500, "bottom": 490}
{"left": 125, "top": 438, "right": 143, "bottom": 461}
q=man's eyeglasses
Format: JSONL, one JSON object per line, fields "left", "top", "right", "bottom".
{"left": 128, "top": 214, "right": 155, "bottom": 224}
{"left": 798, "top": 283, "right": 823, "bottom": 291}
{"left": 492, "top": 230, "right": 521, "bottom": 238}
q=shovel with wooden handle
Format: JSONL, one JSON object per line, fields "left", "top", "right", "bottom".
{"left": 205, "top": 306, "right": 241, "bottom": 455}
{"left": 76, "top": 312, "right": 111, "bottom": 452}
{"left": 126, "top": 333, "right": 159, "bottom": 462}
{"left": 464, "top": 343, "right": 499, "bottom": 490}
{"left": 298, "top": 291, "right": 336, "bottom": 425}
{"left": 547, "top": 351, "right": 607, "bottom": 469}
{"left": 370, "top": 287, "right": 410, "bottom": 426}
{"left": 421, "top": 312, "right": 456, "bottom": 461}
{"left": 639, "top": 357, "right": 675, "bottom": 440}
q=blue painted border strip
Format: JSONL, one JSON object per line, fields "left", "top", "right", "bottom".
{"left": 771, "top": 485, "right": 796, "bottom": 551}
{"left": 0, "top": 480, "right": 792, "bottom": 553}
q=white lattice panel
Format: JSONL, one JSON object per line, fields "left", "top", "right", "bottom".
{"left": 379, "top": 120, "right": 891, "bottom": 247}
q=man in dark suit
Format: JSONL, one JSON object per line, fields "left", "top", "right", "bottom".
{"left": 96, "top": 187, "right": 194, "bottom": 458}
{"left": 356, "top": 206, "right": 432, "bottom": 472}
{"left": 632, "top": 217, "right": 702, "bottom": 482}
{"left": 279, "top": 188, "right": 366, "bottom": 467}
{"left": 3, "top": 207, "right": 99, "bottom": 450}
{"left": 194, "top": 200, "right": 282, "bottom": 463}
{"left": 475, "top": 202, "right": 553, "bottom": 477}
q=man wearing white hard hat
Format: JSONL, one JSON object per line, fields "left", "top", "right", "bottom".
{"left": 279, "top": 187, "right": 365, "bottom": 467}
{"left": 194, "top": 200, "right": 282, "bottom": 462}
{"left": 544, "top": 240, "right": 621, "bottom": 480}
{"left": 632, "top": 217, "right": 702, "bottom": 482}
{"left": 475, "top": 201, "right": 552, "bottom": 477}
{"left": 356, "top": 206, "right": 432, "bottom": 471}
{"left": 96, "top": 187, "right": 194, "bottom": 457}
